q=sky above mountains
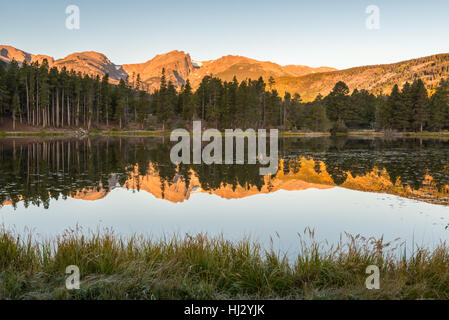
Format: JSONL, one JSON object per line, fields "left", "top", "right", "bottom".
{"left": 1, "top": 0, "right": 449, "bottom": 69}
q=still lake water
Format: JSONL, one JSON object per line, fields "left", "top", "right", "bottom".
{"left": 0, "top": 136, "right": 448, "bottom": 256}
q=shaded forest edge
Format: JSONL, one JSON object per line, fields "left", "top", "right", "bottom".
{"left": 0, "top": 59, "right": 449, "bottom": 137}
{"left": 0, "top": 227, "right": 448, "bottom": 300}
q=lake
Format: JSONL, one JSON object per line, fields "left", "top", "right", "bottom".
{"left": 0, "top": 136, "right": 448, "bottom": 257}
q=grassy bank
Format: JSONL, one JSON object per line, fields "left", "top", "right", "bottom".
{"left": 0, "top": 228, "right": 447, "bottom": 300}
{"left": 1, "top": 129, "right": 449, "bottom": 138}
{"left": 0, "top": 131, "right": 71, "bottom": 138}
{"left": 96, "top": 129, "right": 449, "bottom": 138}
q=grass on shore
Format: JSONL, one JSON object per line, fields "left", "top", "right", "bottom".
{"left": 0, "top": 131, "right": 69, "bottom": 138}
{"left": 1, "top": 129, "right": 449, "bottom": 138}
{"left": 0, "top": 227, "right": 448, "bottom": 300}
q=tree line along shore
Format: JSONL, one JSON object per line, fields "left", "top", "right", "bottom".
{"left": 0, "top": 59, "right": 448, "bottom": 136}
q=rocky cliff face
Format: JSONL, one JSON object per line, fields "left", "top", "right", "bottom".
{"left": 123, "top": 50, "right": 194, "bottom": 91}
{"left": 54, "top": 51, "right": 128, "bottom": 83}
{"left": 0, "top": 45, "right": 336, "bottom": 93}
{"left": 0, "top": 45, "right": 54, "bottom": 66}
{"left": 3, "top": 44, "right": 449, "bottom": 102}
{"left": 0, "top": 45, "right": 126, "bottom": 83}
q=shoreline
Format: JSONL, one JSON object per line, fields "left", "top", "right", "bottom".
{"left": 1, "top": 129, "right": 449, "bottom": 139}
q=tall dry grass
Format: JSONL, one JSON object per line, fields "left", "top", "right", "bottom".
{"left": 0, "top": 226, "right": 447, "bottom": 300}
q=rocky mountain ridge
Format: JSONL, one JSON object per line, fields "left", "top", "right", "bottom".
{"left": 2, "top": 44, "right": 449, "bottom": 101}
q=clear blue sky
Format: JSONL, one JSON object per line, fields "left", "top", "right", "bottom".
{"left": 1, "top": 0, "right": 448, "bottom": 69}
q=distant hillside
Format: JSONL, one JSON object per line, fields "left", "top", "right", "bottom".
{"left": 188, "top": 55, "right": 336, "bottom": 89}
{"left": 273, "top": 54, "right": 449, "bottom": 101}
{"left": 283, "top": 65, "right": 337, "bottom": 77}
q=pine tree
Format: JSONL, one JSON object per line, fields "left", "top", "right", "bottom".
{"left": 346, "top": 89, "right": 364, "bottom": 128}
{"left": 268, "top": 76, "right": 275, "bottom": 91}
{"left": 325, "top": 81, "right": 350, "bottom": 124}
{"left": 83, "top": 74, "right": 94, "bottom": 129}
{"left": 196, "top": 75, "right": 211, "bottom": 121}
{"left": 266, "top": 89, "right": 281, "bottom": 127}
{"left": 39, "top": 59, "right": 51, "bottom": 127}
{"left": 115, "top": 79, "right": 127, "bottom": 129}
{"left": 0, "top": 62, "right": 7, "bottom": 120}
{"left": 137, "top": 88, "right": 148, "bottom": 128}
{"left": 388, "top": 84, "right": 407, "bottom": 130}
{"left": 411, "top": 79, "right": 429, "bottom": 133}
{"left": 375, "top": 94, "right": 392, "bottom": 130}
{"left": 309, "top": 101, "right": 330, "bottom": 131}
{"left": 282, "top": 92, "right": 291, "bottom": 129}
{"left": 100, "top": 74, "right": 111, "bottom": 127}
{"left": 133, "top": 73, "right": 142, "bottom": 122}
{"left": 429, "top": 78, "right": 449, "bottom": 131}
{"left": 11, "top": 92, "right": 20, "bottom": 130}
{"left": 397, "top": 82, "right": 413, "bottom": 131}
{"left": 180, "top": 79, "right": 196, "bottom": 121}
{"left": 156, "top": 69, "right": 174, "bottom": 130}
{"left": 48, "top": 67, "right": 60, "bottom": 127}
{"left": 5, "top": 60, "right": 20, "bottom": 129}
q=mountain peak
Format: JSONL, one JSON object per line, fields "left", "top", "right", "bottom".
{"left": 63, "top": 51, "right": 109, "bottom": 59}
{"left": 1, "top": 44, "right": 340, "bottom": 93}
{"left": 122, "top": 50, "right": 194, "bottom": 90}
{"left": 7, "top": 44, "right": 447, "bottom": 102}
{"left": 54, "top": 51, "right": 127, "bottom": 81}
{"left": 0, "top": 45, "right": 33, "bottom": 65}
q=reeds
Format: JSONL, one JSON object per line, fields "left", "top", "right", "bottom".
{"left": 0, "top": 226, "right": 447, "bottom": 300}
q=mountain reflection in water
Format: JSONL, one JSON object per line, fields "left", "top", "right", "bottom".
{"left": 1, "top": 136, "right": 449, "bottom": 208}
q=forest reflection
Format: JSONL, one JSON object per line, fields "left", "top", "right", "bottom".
{"left": 1, "top": 136, "right": 449, "bottom": 209}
